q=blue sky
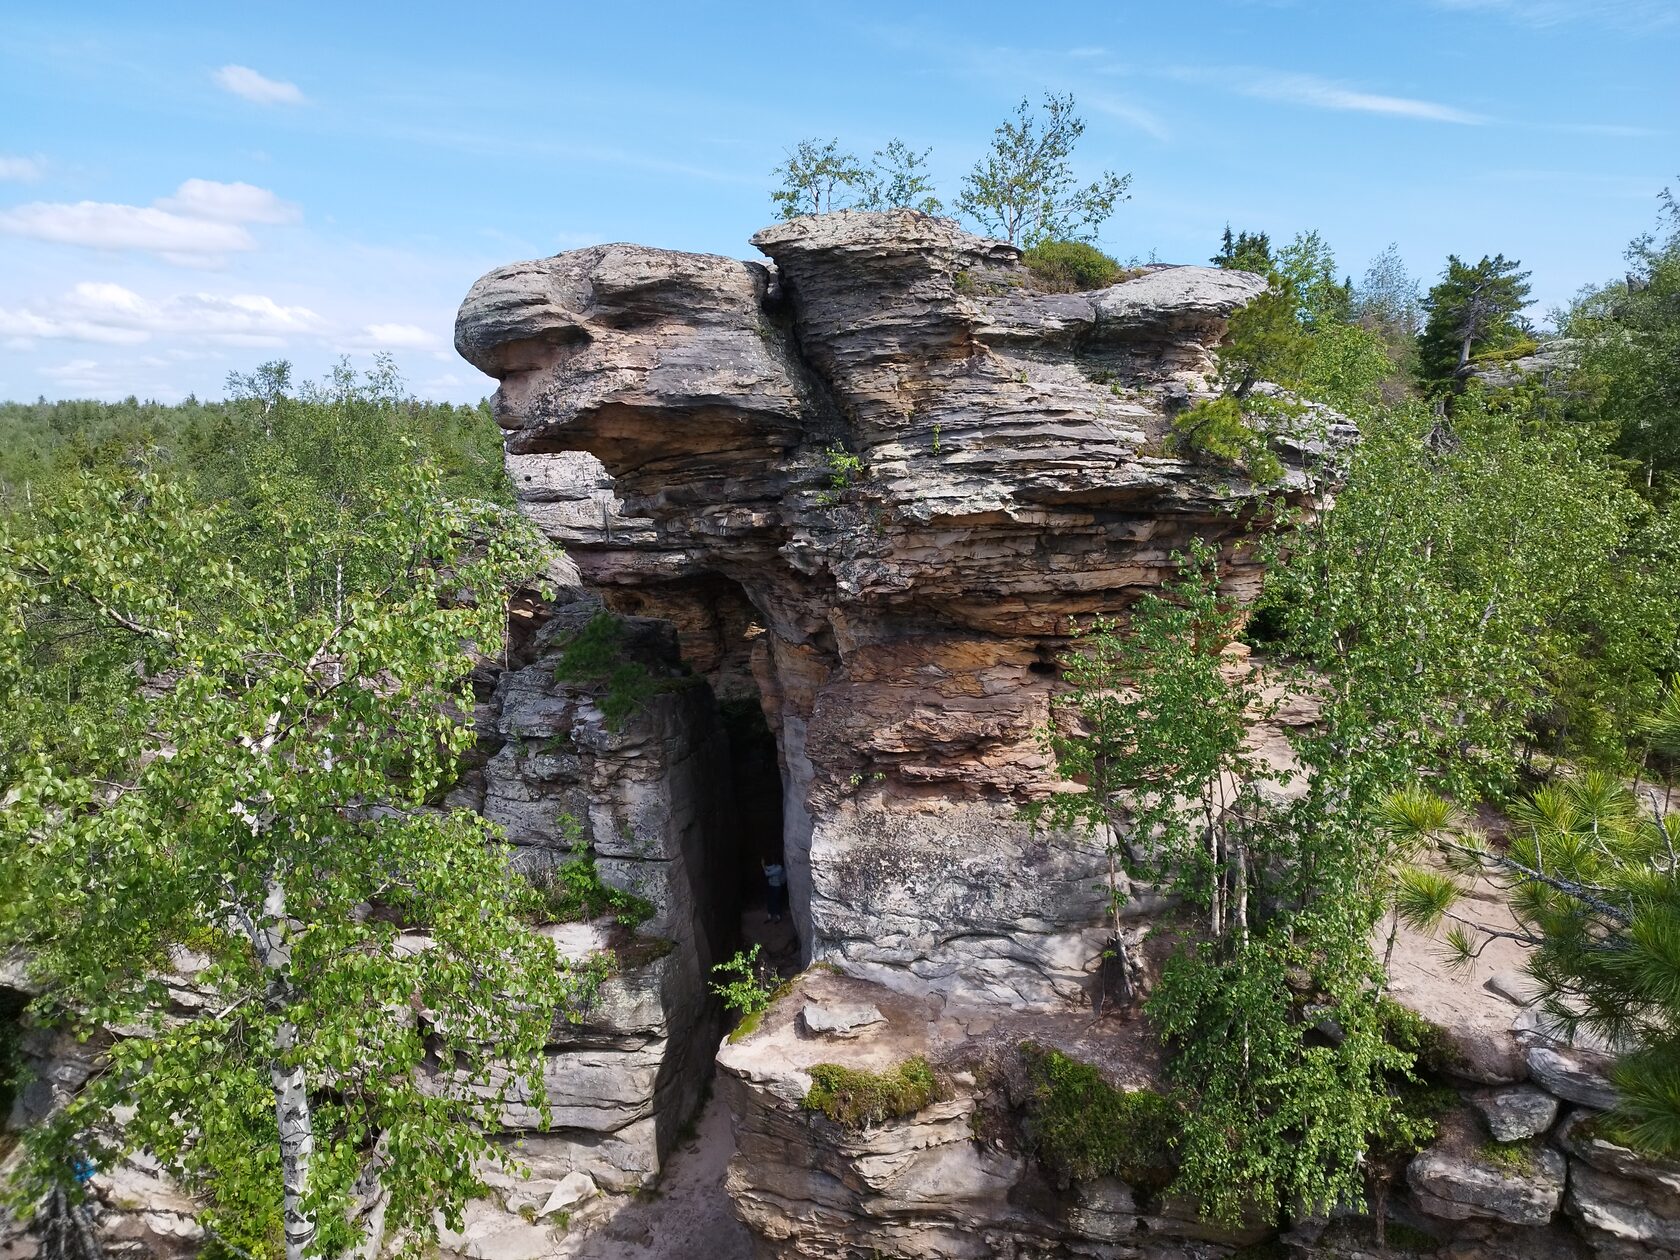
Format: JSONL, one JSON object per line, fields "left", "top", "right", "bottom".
{"left": 1, "top": 0, "right": 1675, "bottom": 403}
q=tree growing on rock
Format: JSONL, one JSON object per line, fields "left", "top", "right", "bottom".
{"left": 956, "top": 92, "right": 1130, "bottom": 247}
{"left": 1417, "top": 253, "right": 1533, "bottom": 393}
{"left": 770, "top": 138, "right": 867, "bottom": 219}
{"left": 0, "top": 364, "right": 598, "bottom": 1260}
{"left": 1032, "top": 544, "right": 1267, "bottom": 1010}
{"left": 857, "top": 139, "right": 942, "bottom": 215}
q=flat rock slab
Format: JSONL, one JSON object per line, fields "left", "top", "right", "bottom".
{"left": 542, "top": 1171, "right": 598, "bottom": 1217}
{"left": 1471, "top": 1085, "right": 1561, "bottom": 1142}
{"left": 1409, "top": 1144, "right": 1566, "bottom": 1226}
{"left": 800, "top": 1001, "right": 886, "bottom": 1038}
{"left": 1526, "top": 1043, "right": 1618, "bottom": 1111}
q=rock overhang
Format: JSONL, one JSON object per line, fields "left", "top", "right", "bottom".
{"left": 455, "top": 208, "right": 1337, "bottom": 1000}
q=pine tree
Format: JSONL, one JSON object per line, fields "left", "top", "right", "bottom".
{"left": 1416, "top": 253, "right": 1533, "bottom": 393}
{"left": 1395, "top": 700, "right": 1680, "bottom": 1156}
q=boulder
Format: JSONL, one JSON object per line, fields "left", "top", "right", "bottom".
{"left": 1470, "top": 1085, "right": 1561, "bottom": 1142}
{"left": 1527, "top": 1043, "right": 1619, "bottom": 1111}
{"left": 1408, "top": 1142, "right": 1566, "bottom": 1226}
{"left": 798, "top": 1001, "right": 885, "bottom": 1038}
{"left": 539, "top": 1171, "right": 597, "bottom": 1217}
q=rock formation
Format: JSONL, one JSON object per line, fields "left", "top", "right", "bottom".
{"left": 4, "top": 211, "right": 1661, "bottom": 1260}
{"left": 454, "top": 210, "right": 1680, "bottom": 1260}
{"left": 456, "top": 208, "right": 1335, "bottom": 1011}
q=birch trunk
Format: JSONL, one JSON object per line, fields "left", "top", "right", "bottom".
{"left": 253, "top": 877, "right": 316, "bottom": 1260}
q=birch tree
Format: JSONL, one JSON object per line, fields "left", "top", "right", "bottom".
{"left": 0, "top": 374, "right": 596, "bottom": 1257}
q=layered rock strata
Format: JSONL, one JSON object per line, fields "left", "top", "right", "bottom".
{"left": 720, "top": 968, "right": 1679, "bottom": 1260}
{"left": 443, "top": 598, "right": 741, "bottom": 1196}
{"left": 456, "top": 209, "right": 1339, "bottom": 1009}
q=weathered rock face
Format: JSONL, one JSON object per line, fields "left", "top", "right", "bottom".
{"left": 457, "top": 212, "right": 1680, "bottom": 1260}
{"left": 456, "top": 209, "right": 1332, "bottom": 1008}
{"left": 715, "top": 969, "right": 1240, "bottom": 1260}
{"left": 443, "top": 597, "right": 741, "bottom": 1195}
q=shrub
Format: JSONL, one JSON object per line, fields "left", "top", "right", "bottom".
{"left": 1377, "top": 998, "right": 1465, "bottom": 1078}
{"left": 816, "top": 443, "right": 865, "bottom": 506}
{"left": 1167, "top": 395, "right": 1285, "bottom": 482}
{"left": 1018, "top": 1044, "right": 1179, "bottom": 1189}
{"left": 529, "top": 813, "right": 654, "bottom": 927}
{"left": 552, "top": 611, "right": 667, "bottom": 730}
{"left": 711, "top": 945, "right": 785, "bottom": 1041}
{"left": 803, "top": 1057, "right": 946, "bottom": 1129}
{"left": 1022, "top": 240, "right": 1122, "bottom": 292}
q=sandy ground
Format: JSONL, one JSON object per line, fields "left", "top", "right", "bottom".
{"left": 555, "top": 1079, "right": 754, "bottom": 1260}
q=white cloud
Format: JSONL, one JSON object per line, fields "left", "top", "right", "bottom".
{"left": 0, "top": 201, "right": 254, "bottom": 260}
{"left": 157, "top": 179, "right": 300, "bottom": 224}
{"left": 360, "top": 322, "right": 435, "bottom": 348}
{"left": 0, "top": 156, "right": 43, "bottom": 182}
{"left": 1084, "top": 92, "right": 1172, "bottom": 143}
{"left": 1239, "top": 72, "right": 1487, "bottom": 124}
{"left": 213, "top": 65, "right": 307, "bottom": 106}
{"left": 0, "top": 281, "right": 323, "bottom": 348}
{"left": 0, "top": 179, "right": 299, "bottom": 263}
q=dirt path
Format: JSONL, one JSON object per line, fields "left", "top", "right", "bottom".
{"left": 557, "top": 1083, "right": 754, "bottom": 1260}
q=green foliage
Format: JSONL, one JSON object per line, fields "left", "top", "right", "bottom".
{"left": 770, "top": 139, "right": 867, "bottom": 219}
{"left": 552, "top": 611, "right": 668, "bottom": 730}
{"left": 1417, "top": 254, "right": 1534, "bottom": 394}
{"left": 0, "top": 357, "right": 511, "bottom": 514}
{"left": 1258, "top": 394, "right": 1652, "bottom": 802}
{"left": 1401, "top": 770, "right": 1680, "bottom": 1158}
{"left": 802, "top": 1058, "right": 945, "bottom": 1130}
{"left": 529, "top": 815, "right": 654, "bottom": 927}
{"left": 1353, "top": 242, "right": 1424, "bottom": 384}
{"left": 1277, "top": 230, "right": 1353, "bottom": 329}
{"left": 1021, "top": 239, "right": 1123, "bottom": 292}
{"left": 0, "top": 361, "right": 598, "bottom": 1258}
{"left": 709, "top": 945, "right": 781, "bottom": 1037}
{"left": 815, "top": 443, "right": 865, "bottom": 506}
{"left": 1169, "top": 395, "right": 1285, "bottom": 482}
{"left": 857, "top": 139, "right": 942, "bottom": 215}
{"left": 1148, "top": 931, "right": 1422, "bottom": 1226}
{"left": 1017, "top": 1045, "right": 1178, "bottom": 1190}
{"left": 1565, "top": 181, "right": 1680, "bottom": 492}
{"left": 770, "top": 136, "right": 940, "bottom": 219}
{"left": 1211, "top": 226, "right": 1274, "bottom": 273}
{"left": 956, "top": 92, "right": 1131, "bottom": 247}
{"left": 1032, "top": 543, "right": 1266, "bottom": 999}
{"left": 1377, "top": 999, "right": 1464, "bottom": 1079}
{"left": 1294, "top": 321, "right": 1396, "bottom": 414}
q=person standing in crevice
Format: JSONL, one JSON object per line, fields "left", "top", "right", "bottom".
{"left": 762, "top": 856, "right": 787, "bottom": 924}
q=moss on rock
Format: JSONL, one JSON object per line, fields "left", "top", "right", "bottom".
{"left": 803, "top": 1057, "right": 946, "bottom": 1129}
{"left": 1018, "top": 1043, "right": 1179, "bottom": 1190}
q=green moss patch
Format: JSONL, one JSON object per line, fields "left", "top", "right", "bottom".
{"left": 1018, "top": 1043, "right": 1179, "bottom": 1189}
{"left": 803, "top": 1057, "right": 946, "bottom": 1129}
{"left": 1479, "top": 1140, "right": 1537, "bottom": 1173}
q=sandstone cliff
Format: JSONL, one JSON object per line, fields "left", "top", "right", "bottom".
{"left": 456, "top": 209, "right": 1333, "bottom": 1012}
{"left": 453, "top": 211, "right": 1677, "bottom": 1260}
